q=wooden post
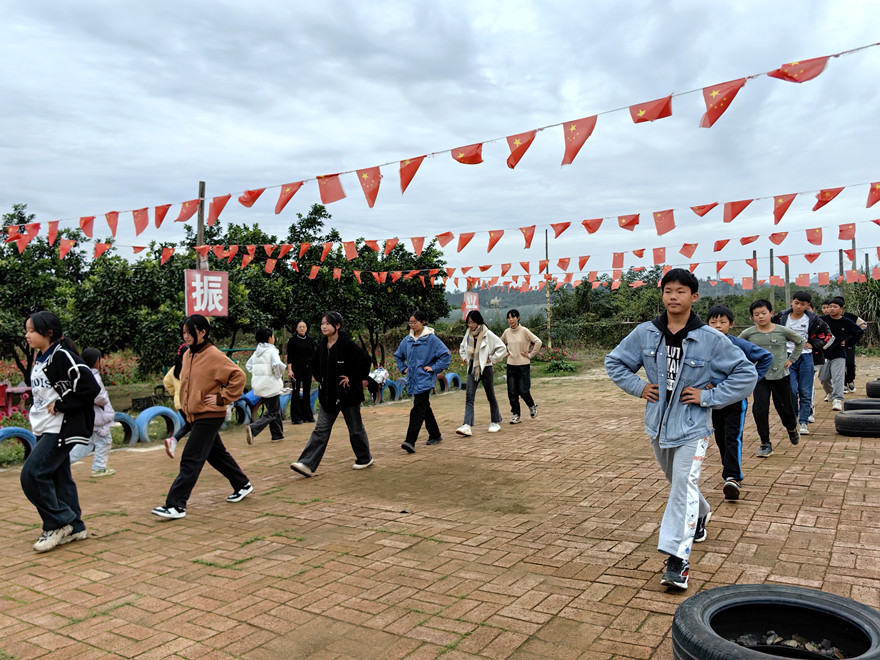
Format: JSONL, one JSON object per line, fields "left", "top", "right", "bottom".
{"left": 839, "top": 249, "right": 844, "bottom": 279}
{"left": 752, "top": 249, "right": 758, "bottom": 283}
{"left": 769, "top": 248, "right": 775, "bottom": 309}
{"left": 784, "top": 262, "right": 791, "bottom": 307}
{"left": 852, "top": 237, "right": 857, "bottom": 270}
{"left": 196, "top": 181, "right": 207, "bottom": 270}
{"left": 545, "top": 229, "right": 552, "bottom": 349}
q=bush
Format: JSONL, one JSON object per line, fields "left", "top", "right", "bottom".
{"left": 546, "top": 359, "right": 576, "bottom": 373}
{"left": 100, "top": 351, "right": 141, "bottom": 385}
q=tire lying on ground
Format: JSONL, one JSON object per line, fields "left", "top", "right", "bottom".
{"left": 0, "top": 426, "right": 36, "bottom": 461}
{"left": 866, "top": 379, "right": 880, "bottom": 398}
{"left": 135, "top": 406, "right": 182, "bottom": 443}
{"left": 834, "top": 409, "right": 880, "bottom": 437}
{"left": 672, "top": 583, "right": 880, "bottom": 660}
{"left": 843, "top": 398, "right": 880, "bottom": 411}
{"left": 113, "top": 412, "right": 139, "bottom": 446}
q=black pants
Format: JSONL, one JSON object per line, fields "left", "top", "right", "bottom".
{"left": 845, "top": 346, "right": 856, "bottom": 385}
{"left": 712, "top": 400, "right": 747, "bottom": 481}
{"left": 506, "top": 364, "right": 535, "bottom": 416}
{"left": 290, "top": 371, "right": 314, "bottom": 423}
{"left": 165, "top": 417, "right": 249, "bottom": 509}
{"left": 752, "top": 377, "right": 797, "bottom": 445}
{"left": 20, "top": 433, "right": 85, "bottom": 532}
{"left": 251, "top": 394, "right": 283, "bottom": 440}
{"left": 173, "top": 409, "right": 191, "bottom": 441}
{"left": 296, "top": 404, "right": 371, "bottom": 471}
{"left": 405, "top": 391, "right": 441, "bottom": 445}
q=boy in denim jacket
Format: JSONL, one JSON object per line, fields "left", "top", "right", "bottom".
{"left": 605, "top": 269, "right": 757, "bottom": 590}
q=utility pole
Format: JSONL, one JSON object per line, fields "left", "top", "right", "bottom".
{"left": 196, "top": 181, "right": 207, "bottom": 270}
{"left": 784, "top": 262, "right": 790, "bottom": 307}
{"left": 852, "top": 237, "right": 857, "bottom": 270}
{"left": 752, "top": 249, "right": 758, "bottom": 284}
{"left": 544, "top": 229, "right": 552, "bottom": 349}
{"left": 838, "top": 249, "right": 844, "bottom": 279}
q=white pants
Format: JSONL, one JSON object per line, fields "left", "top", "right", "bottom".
{"left": 69, "top": 431, "right": 112, "bottom": 471}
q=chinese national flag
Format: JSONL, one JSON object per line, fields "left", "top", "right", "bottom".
{"left": 132, "top": 208, "right": 149, "bottom": 236}
{"left": 612, "top": 252, "right": 624, "bottom": 268}
{"left": 716, "top": 261, "right": 727, "bottom": 273}
{"left": 391, "top": 271, "right": 403, "bottom": 282}
{"left": 265, "top": 259, "right": 277, "bottom": 274}
{"left": 238, "top": 188, "right": 265, "bottom": 208}
{"left": 364, "top": 239, "right": 380, "bottom": 252}
{"left": 742, "top": 277, "right": 753, "bottom": 290}
{"left": 813, "top": 187, "right": 844, "bottom": 211}
{"left": 550, "top": 222, "right": 570, "bottom": 238}
{"left": 867, "top": 182, "right": 880, "bottom": 208}
{"left": 618, "top": 214, "right": 639, "bottom": 231}
{"left": 629, "top": 95, "right": 673, "bottom": 123}
{"left": 308, "top": 265, "right": 320, "bottom": 280}
{"left": 846, "top": 269, "right": 858, "bottom": 283}
{"left": 487, "top": 230, "right": 504, "bottom": 252}
{"left": 506, "top": 131, "right": 536, "bottom": 169}
{"left": 713, "top": 239, "right": 729, "bottom": 252}
{"left": 700, "top": 78, "right": 746, "bottom": 128}
{"left": 160, "top": 247, "right": 174, "bottom": 265}
{"left": 517, "top": 261, "right": 529, "bottom": 274}
{"left": 778, "top": 255, "right": 789, "bottom": 265}
{"left": 59, "top": 238, "right": 76, "bottom": 259}
{"left": 461, "top": 266, "right": 472, "bottom": 274}
{"left": 746, "top": 257, "right": 757, "bottom": 271}
{"left": 680, "top": 243, "right": 697, "bottom": 258}
{"left": 560, "top": 116, "right": 597, "bottom": 165}
{"left": 478, "top": 265, "right": 492, "bottom": 273}
{"left": 839, "top": 223, "right": 855, "bottom": 240}
{"left": 277, "top": 244, "right": 292, "bottom": 260}
{"left": 500, "top": 263, "right": 511, "bottom": 276}
{"left": 384, "top": 238, "right": 399, "bottom": 256}
{"left": 212, "top": 246, "right": 226, "bottom": 259}
{"left": 246, "top": 245, "right": 257, "bottom": 256}
{"left": 48, "top": 220, "right": 58, "bottom": 246}
{"left": 343, "top": 241, "right": 358, "bottom": 261}
{"left": 796, "top": 274, "right": 810, "bottom": 287}
{"left": 132, "top": 246, "right": 146, "bottom": 254}
{"left": 769, "top": 232, "right": 788, "bottom": 245}
{"left": 227, "top": 245, "right": 239, "bottom": 262}
{"left": 275, "top": 182, "right": 303, "bottom": 214}
{"left": 263, "top": 245, "right": 275, "bottom": 257}
{"left": 318, "top": 174, "right": 346, "bottom": 204}
{"left": 155, "top": 204, "right": 171, "bottom": 228}
{"left": 653, "top": 210, "right": 675, "bottom": 236}
{"left": 298, "top": 242, "right": 311, "bottom": 259}
{"left": 773, "top": 194, "right": 797, "bottom": 224}
{"left": 632, "top": 249, "right": 645, "bottom": 258}
{"left": 653, "top": 247, "right": 666, "bottom": 265}
{"left": 452, "top": 143, "right": 483, "bottom": 165}
{"left": 194, "top": 245, "right": 210, "bottom": 260}
{"left": 333, "top": 268, "right": 342, "bottom": 281}
{"left": 578, "top": 256, "right": 590, "bottom": 270}
{"left": 446, "top": 267, "right": 455, "bottom": 277}
{"left": 457, "top": 232, "right": 474, "bottom": 252}
{"left": 320, "top": 242, "right": 333, "bottom": 261}
{"left": 514, "top": 226, "right": 534, "bottom": 248}
{"left": 435, "top": 232, "right": 454, "bottom": 248}
{"left": 740, "top": 235, "right": 759, "bottom": 245}
{"left": 558, "top": 258, "right": 570, "bottom": 271}
{"left": 582, "top": 218, "right": 603, "bottom": 234}
{"left": 207, "top": 194, "right": 231, "bottom": 226}
{"left": 768, "top": 56, "right": 829, "bottom": 83}
{"left": 357, "top": 166, "right": 382, "bottom": 208}
{"left": 410, "top": 236, "right": 425, "bottom": 257}
{"left": 806, "top": 228, "right": 823, "bottom": 245}
{"left": 400, "top": 156, "right": 425, "bottom": 194}
{"left": 105, "top": 211, "right": 118, "bottom": 237}
{"left": 691, "top": 203, "right": 718, "bottom": 217}
{"left": 539, "top": 259, "right": 549, "bottom": 273}
{"left": 804, "top": 253, "right": 820, "bottom": 263}
{"left": 723, "top": 199, "right": 752, "bottom": 223}
{"left": 80, "top": 216, "right": 95, "bottom": 238}
{"left": 353, "top": 270, "right": 362, "bottom": 284}
{"left": 817, "top": 272, "right": 830, "bottom": 285}
{"left": 175, "top": 200, "right": 199, "bottom": 223}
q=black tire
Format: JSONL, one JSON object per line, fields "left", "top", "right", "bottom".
{"left": 843, "top": 399, "right": 880, "bottom": 411}
{"left": 835, "top": 410, "right": 880, "bottom": 437}
{"left": 672, "top": 584, "right": 880, "bottom": 660}
{"left": 866, "top": 380, "right": 880, "bottom": 398}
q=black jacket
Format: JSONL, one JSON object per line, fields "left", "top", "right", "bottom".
{"left": 287, "top": 334, "right": 316, "bottom": 376}
{"left": 311, "top": 332, "right": 370, "bottom": 412}
{"left": 771, "top": 309, "right": 833, "bottom": 357}
{"left": 43, "top": 343, "right": 100, "bottom": 446}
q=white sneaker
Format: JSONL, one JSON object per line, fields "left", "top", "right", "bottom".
{"left": 808, "top": 414, "right": 815, "bottom": 423}
{"left": 290, "top": 461, "right": 314, "bottom": 477}
{"left": 510, "top": 414, "right": 521, "bottom": 425}
{"left": 488, "top": 423, "right": 501, "bottom": 433}
{"left": 847, "top": 383, "right": 856, "bottom": 393}
{"left": 33, "top": 525, "right": 73, "bottom": 553}
{"left": 824, "top": 394, "right": 830, "bottom": 402}
{"left": 798, "top": 423, "right": 809, "bottom": 435}
{"left": 151, "top": 506, "right": 186, "bottom": 520}
{"left": 455, "top": 425, "right": 472, "bottom": 437}
{"left": 164, "top": 437, "right": 178, "bottom": 459}
{"left": 832, "top": 399, "right": 844, "bottom": 411}
{"left": 353, "top": 458, "right": 374, "bottom": 470}
{"left": 246, "top": 425, "right": 254, "bottom": 445}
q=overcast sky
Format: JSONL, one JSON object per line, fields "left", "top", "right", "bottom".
{"left": 2, "top": 1, "right": 879, "bottom": 284}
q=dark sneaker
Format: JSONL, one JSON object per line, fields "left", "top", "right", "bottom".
{"left": 270, "top": 436, "right": 284, "bottom": 443}
{"left": 788, "top": 428, "right": 800, "bottom": 445}
{"left": 401, "top": 442, "right": 415, "bottom": 454}
{"left": 510, "top": 414, "right": 521, "bottom": 425}
{"left": 290, "top": 462, "right": 313, "bottom": 477}
{"left": 756, "top": 443, "right": 773, "bottom": 458}
{"left": 353, "top": 458, "right": 374, "bottom": 470}
{"left": 529, "top": 404, "right": 538, "bottom": 419}
{"left": 694, "top": 512, "right": 711, "bottom": 543}
{"left": 660, "top": 555, "right": 689, "bottom": 590}
{"left": 151, "top": 505, "right": 186, "bottom": 520}
{"left": 33, "top": 525, "right": 73, "bottom": 553}
{"left": 426, "top": 436, "right": 442, "bottom": 445}
{"left": 227, "top": 482, "right": 253, "bottom": 502}
{"left": 723, "top": 479, "right": 740, "bottom": 500}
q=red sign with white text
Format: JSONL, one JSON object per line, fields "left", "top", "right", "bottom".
{"left": 461, "top": 291, "right": 479, "bottom": 320}
{"left": 185, "top": 269, "right": 229, "bottom": 317}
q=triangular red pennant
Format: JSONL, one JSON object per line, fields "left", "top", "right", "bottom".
{"left": 174, "top": 200, "right": 199, "bottom": 223}
{"left": 59, "top": 238, "right": 76, "bottom": 259}
{"left": 844, "top": 248, "right": 855, "bottom": 261}
{"left": 746, "top": 258, "right": 757, "bottom": 271}
{"left": 804, "top": 253, "right": 820, "bottom": 263}
{"left": 160, "top": 247, "right": 174, "bottom": 265}
{"left": 680, "top": 243, "right": 698, "bottom": 258}
{"left": 435, "top": 232, "right": 455, "bottom": 248}
{"left": 806, "top": 228, "right": 823, "bottom": 245}
{"left": 519, "top": 226, "right": 535, "bottom": 248}
{"left": 299, "top": 242, "right": 311, "bottom": 259}
{"left": 557, "top": 258, "right": 570, "bottom": 271}
{"left": 768, "top": 56, "right": 829, "bottom": 83}
{"left": 506, "top": 131, "right": 536, "bottom": 169}
{"left": 778, "top": 255, "right": 789, "bottom": 265}
{"left": 713, "top": 239, "right": 729, "bottom": 252}
{"left": 277, "top": 244, "right": 293, "bottom": 260}
{"left": 539, "top": 259, "right": 549, "bottom": 273}
{"left": 653, "top": 210, "right": 675, "bottom": 236}
{"left": 773, "top": 194, "right": 797, "bottom": 224}
{"left": 265, "top": 259, "right": 277, "bottom": 274}
{"left": 105, "top": 211, "right": 118, "bottom": 237}
{"left": 653, "top": 248, "right": 666, "bottom": 265}
{"left": 578, "top": 256, "right": 590, "bottom": 270}
{"left": 343, "top": 241, "right": 358, "bottom": 261}
{"left": 632, "top": 249, "right": 645, "bottom": 258}
{"left": 357, "top": 166, "right": 382, "bottom": 208}
{"left": 263, "top": 244, "right": 275, "bottom": 257}
{"left": 867, "top": 182, "right": 880, "bottom": 208}
{"left": 582, "top": 218, "right": 603, "bottom": 234}
{"left": 520, "top": 261, "right": 530, "bottom": 273}
{"left": 500, "top": 263, "right": 511, "bottom": 276}
{"left": 400, "top": 156, "right": 425, "bottom": 194}
{"left": 391, "top": 271, "right": 403, "bottom": 282}
{"left": 333, "top": 268, "right": 341, "bottom": 281}
{"left": 561, "top": 116, "right": 597, "bottom": 165}
{"left": 246, "top": 245, "right": 256, "bottom": 256}
{"left": 364, "top": 240, "right": 380, "bottom": 252}
{"left": 132, "top": 208, "right": 149, "bottom": 236}
{"left": 691, "top": 203, "right": 718, "bottom": 217}
{"left": 457, "top": 233, "right": 474, "bottom": 252}
{"left": 716, "top": 261, "right": 727, "bottom": 272}
{"left": 618, "top": 214, "right": 639, "bottom": 231}
{"left": 446, "top": 267, "right": 455, "bottom": 277}
{"left": 410, "top": 236, "right": 425, "bottom": 257}
{"left": 630, "top": 95, "right": 672, "bottom": 123}
{"left": 317, "top": 174, "right": 346, "bottom": 204}
{"left": 384, "top": 238, "right": 399, "bottom": 256}
{"left": 838, "top": 223, "right": 855, "bottom": 240}
{"left": 275, "top": 182, "right": 303, "bottom": 214}
{"left": 80, "top": 216, "right": 95, "bottom": 238}
{"left": 550, "top": 222, "right": 570, "bottom": 238}
{"left": 320, "top": 242, "right": 333, "bottom": 262}
{"left": 813, "top": 187, "right": 844, "bottom": 211}
{"left": 740, "top": 235, "right": 759, "bottom": 245}
{"left": 48, "top": 221, "right": 59, "bottom": 246}
{"left": 154, "top": 204, "right": 171, "bottom": 228}
{"left": 207, "top": 195, "right": 230, "bottom": 226}
{"left": 487, "top": 230, "right": 504, "bottom": 253}
{"left": 227, "top": 245, "right": 239, "bottom": 262}
{"left": 700, "top": 78, "right": 746, "bottom": 128}
{"left": 452, "top": 144, "right": 483, "bottom": 165}
{"left": 723, "top": 199, "right": 752, "bottom": 223}
{"left": 239, "top": 188, "right": 265, "bottom": 208}
{"left": 308, "top": 265, "right": 320, "bottom": 279}
{"left": 769, "top": 232, "right": 788, "bottom": 245}
{"left": 194, "top": 245, "right": 210, "bottom": 259}
{"left": 212, "top": 245, "right": 226, "bottom": 259}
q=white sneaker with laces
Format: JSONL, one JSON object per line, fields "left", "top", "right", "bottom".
{"left": 33, "top": 525, "right": 73, "bottom": 553}
{"left": 227, "top": 482, "right": 253, "bottom": 502}
{"left": 455, "top": 425, "right": 472, "bottom": 437}
{"left": 488, "top": 423, "right": 501, "bottom": 433}
{"left": 824, "top": 393, "right": 830, "bottom": 402}
{"left": 164, "top": 437, "right": 178, "bottom": 459}
{"left": 798, "top": 423, "right": 809, "bottom": 435}
{"left": 808, "top": 414, "right": 815, "bottom": 423}
{"left": 832, "top": 399, "right": 844, "bottom": 411}
{"left": 510, "top": 414, "right": 521, "bottom": 425}
{"left": 151, "top": 506, "right": 186, "bottom": 520}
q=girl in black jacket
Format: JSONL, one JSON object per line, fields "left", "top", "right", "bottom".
{"left": 22, "top": 311, "right": 99, "bottom": 553}
{"left": 290, "top": 311, "right": 373, "bottom": 476}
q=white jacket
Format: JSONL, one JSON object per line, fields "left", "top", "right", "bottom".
{"left": 459, "top": 328, "right": 507, "bottom": 372}
{"left": 92, "top": 368, "right": 115, "bottom": 436}
{"left": 246, "top": 343, "right": 285, "bottom": 397}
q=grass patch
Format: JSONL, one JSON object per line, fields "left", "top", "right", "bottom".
{"left": 239, "top": 536, "right": 264, "bottom": 547}
{"left": 191, "top": 557, "right": 253, "bottom": 569}
{"left": 271, "top": 529, "right": 305, "bottom": 541}
{"left": 278, "top": 497, "right": 332, "bottom": 505}
{"left": 262, "top": 485, "right": 284, "bottom": 495}
{"left": 84, "top": 510, "right": 129, "bottom": 519}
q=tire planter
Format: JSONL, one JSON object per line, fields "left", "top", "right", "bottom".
{"left": 436, "top": 375, "right": 448, "bottom": 393}
{"left": 0, "top": 426, "right": 36, "bottom": 461}
{"left": 672, "top": 584, "right": 880, "bottom": 660}
{"left": 843, "top": 399, "right": 880, "bottom": 411}
{"left": 135, "top": 406, "right": 181, "bottom": 443}
{"left": 233, "top": 399, "right": 252, "bottom": 425}
{"left": 113, "top": 412, "right": 140, "bottom": 446}
{"left": 396, "top": 378, "right": 408, "bottom": 398}
{"left": 834, "top": 410, "right": 880, "bottom": 438}
{"left": 279, "top": 393, "right": 291, "bottom": 420}
{"left": 445, "top": 373, "right": 462, "bottom": 391}
{"left": 310, "top": 388, "right": 318, "bottom": 413}
{"left": 383, "top": 380, "right": 402, "bottom": 401}
{"left": 866, "top": 380, "right": 880, "bottom": 398}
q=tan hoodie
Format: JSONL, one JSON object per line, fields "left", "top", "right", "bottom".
{"left": 179, "top": 343, "right": 245, "bottom": 421}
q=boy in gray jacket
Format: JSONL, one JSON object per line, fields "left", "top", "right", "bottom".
{"left": 605, "top": 269, "right": 757, "bottom": 590}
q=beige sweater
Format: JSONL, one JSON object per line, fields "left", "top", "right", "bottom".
{"left": 501, "top": 325, "right": 543, "bottom": 366}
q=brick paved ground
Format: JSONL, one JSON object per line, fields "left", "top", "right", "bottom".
{"left": 1, "top": 363, "right": 879, "bottom": 659}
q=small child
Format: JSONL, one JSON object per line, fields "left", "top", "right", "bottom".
{"left": 69, "top": 348, "right": 115, "bottom": 477}
{"left": 245, "top": 327, "right": 286, "bottom": 444}
{"left": 819, "top": 297, "right": 864, "bottom": 411}
{"left": 706, "top": 306, "right": 772, "bottom": 500}
{"left": 739, "top": 299, "right": 805, "bottom": 457}
{"left": 162, "top": 342, "right": 190, "bottom": 458}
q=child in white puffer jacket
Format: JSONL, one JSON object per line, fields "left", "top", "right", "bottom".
{"left": 244, "top": 328, "right": 286, "bottom": 444}
{"left": 69, "top": 348, "right": 116, "bottom": 477}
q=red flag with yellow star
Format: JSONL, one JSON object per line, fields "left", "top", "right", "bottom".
{"left": 867, "top": 182, "right": 880, "bottom": 208}
{"left": 275, "top": 182, "right": 303, "bottom": 214}
{"left": 746, "top": 257, "right": 757, "bottom": 271}
{"left": 806, "top": 228, "right": 823, "bottom": 245}
{"left": 400, "top": 156, "right": 425, "bottom": 194}
{"left": 653, "top": 210, "right": 675, "bottom": 236}
{"left": 612, "top": 252, "right": 624, "bottom": 268}
{"left": 506, "top": 131, "right": 536, "bottom": 169}
{"left": 357, "top": 167, "right": 382, "bottom": 208}
{"left": 79, "top": 216, "right": 95, "bottom": 237}
{"left": 154, "top": 204, "right": 171, "bottom": 228}
{"left": 713, "top": 239, "right": 729, "bottom": 252}
{"left": 768, "top": 56, "right": 829, "bottom": 83}
{"left": 618, "top": 214, "right": 639, "bottom": 231}
{"left": 769, "top": 232, "right": 788, "bottom": 245}
{"left": 48, "top": 220, "right": 58, "bottom": 246}
{"left": 239, "top": 188, "right": 265, "bottom": 208}
{"left": 318, "top": 174, "right": 346, "bottom": 204}
{"left": 207, "top": 194, "right": 230, "bottom": 226}
{"left": 578, "top": 255, "right": 590, "bottom": 270}
{"left": 59, "top": 238, "right": 76, "bottom": 259}
{"left": 680, "top": 243, "right": 697, "bottom": 258}
{"left": 804, "top": 253, "right": 820, "bottom": 263}
{"left": 132, "top": 208, "right": 149, "bottom": 236}
{"left": 550, "top": 222, "right": 571, "bottom": 238}
{"left": 582, "top": 218, "right": 603, "bottom": 234}
{"left": 320, "top": 242, "right": 333, "bottom": 261}
{"left": 740, "top": 235, "right": 759, "bottom": 245}
{"left": 723, "top": 199, "right": 752, "bottom": 223}
{"left": 561, "top": 116, "right": 597, "bottom": 166}
{"left": 839, "top": 223, "right": 856, "bottom": 240}
{"left": 384, "top": 238, "right": 399, "bottom": 256}
{"left": 94, "top": 243, "right": 112, "bottom": 259}
{"left": 410, "top": 236, "right": 425, "bottom": 257}
{"left": 160, "top": 247, "right": 174, "bottom": 265}
{"left": 105, "top": 211, "right": 118, "bottom": 237}
{"left": 487, "top": 230, "right": 504, "bottom": 253}
{"left": 653, "top": 248, "right": 666, "bottom": 265}
{"left": 175, "top": 200, "right": 199, "bottom": 223}
{"left": 452, "top": 144, "right": 483, "bottom": 165}
{"left": 690, "top": 203, "right": 717, "bottom": 217}
{"left": 700, "top": 78, "right": 746, "bottom": 128}
{"left": 343, "top": 241, "right": 358, "bottom": 261}
{"left": 629, "top": 95, "right": 672, "bottom": 123}
{"left": 435, "top": 232, "right": 454, "bottom": 248}
{"left": 795, "top": 273, "right": 810, "bottom": 287}
{"left": 773, "top": 194, "right": 797, "bottom": 224}
{"left": 519, "top": 226, "right": 535, "bottom": 248}
{"left": 457, "top": 233, "right": 474, "bottom": 252}
{"left": 813, "top": 187, "right": 844, "bottom": 211}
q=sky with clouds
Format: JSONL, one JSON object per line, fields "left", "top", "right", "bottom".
{"left": 2, "top": 0, "right": 879, "bottom": 284}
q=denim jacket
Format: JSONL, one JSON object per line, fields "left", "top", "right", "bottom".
{"left": 605, "top": 321, "right": 758, "bottom": 447}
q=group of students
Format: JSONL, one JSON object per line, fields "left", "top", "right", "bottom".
{"left": 606, "top": 268, "right": 866, "bottom": 591}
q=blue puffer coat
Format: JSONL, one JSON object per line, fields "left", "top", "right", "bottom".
{"left": 394, "top": 328, "right": 451, "bottom": 395}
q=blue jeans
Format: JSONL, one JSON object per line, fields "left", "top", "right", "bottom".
{"left": 788, "top": 352, "right": 814, "bottom": 425}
